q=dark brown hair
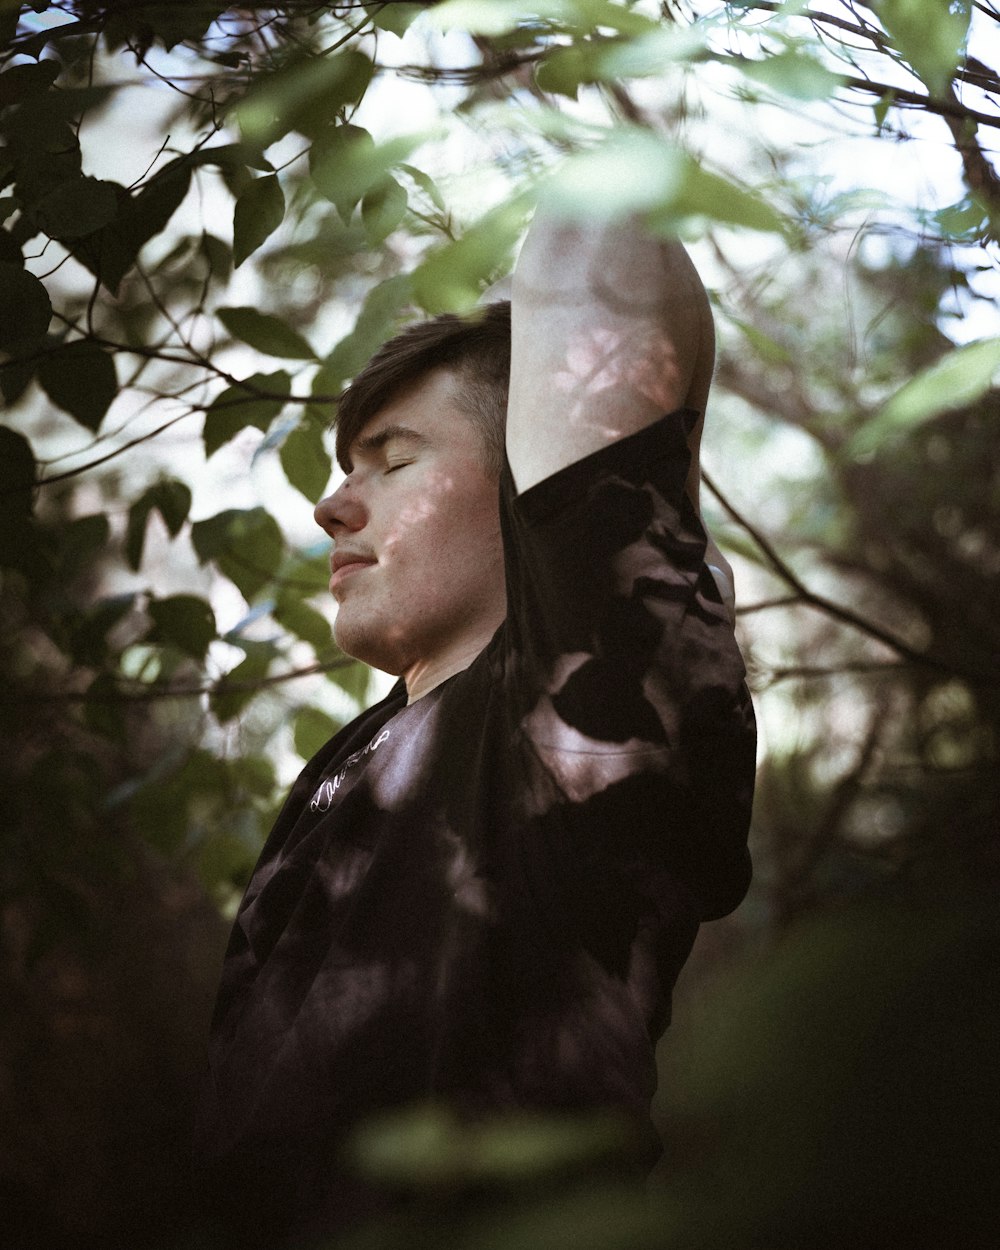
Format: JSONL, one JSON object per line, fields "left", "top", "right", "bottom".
{"left": 335, "top": 301, "right": 511, "bottom": 477}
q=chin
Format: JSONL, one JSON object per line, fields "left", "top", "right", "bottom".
{"left": 332, "top": 615, "right": 366, "bottom": 664}
{"left": 333, "top": 617, "right": 402, "bottom": 677}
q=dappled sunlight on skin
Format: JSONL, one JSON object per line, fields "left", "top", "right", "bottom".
{"left": 553, "top": 327, "right": 629, "bottom": 394}
{"left": 201, "top": 228, "right": 746, "bottom": 1249}
{"left": 625, "top": 329, "right": 689, "bottom": 416}
{"left": 314, "top": 369, "right": 507, "bottom": 701}
{"left": 196, "top": 412, "right": 754, "bottom": 1246}
{"left": 508, "top": 218, "right": 713, "bottom": 496}
{"left": 552, "top": 325, "right": 688, "bottom": 432}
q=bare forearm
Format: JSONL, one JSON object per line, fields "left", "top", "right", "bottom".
{"left": 507, "top": 209, "right": 714, "bottom": 493}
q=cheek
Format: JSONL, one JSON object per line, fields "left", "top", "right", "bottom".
{"left": 382, "top": 469, "right": 496, "bottom": 561}
{"left": 450, "top": 488, "right": 504, "bottom": 574}
{"left": 380, "top": 495, "right": 440, "bottom": 558}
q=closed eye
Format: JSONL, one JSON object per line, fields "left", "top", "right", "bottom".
{"left": 384, "top": 461, "right": 412, "bottom": 475}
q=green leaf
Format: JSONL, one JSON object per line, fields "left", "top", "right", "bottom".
{"left": 150, "top": 478, "right": 190, "bottom": 535}
{"left": 124, "top": 0, "right": 224, "bottom": 51}
{"left": 0, "top": 8, "right": 19, "bottom": 53}
{"left": 367, "top": 2, "right": 423, "bottom": 36}
{"left": 36, "top": 340, "right": 117, "bottom": 432}
{"left": 212, "top": 645, "right": 274, "bottom": 722}
{"left": 83, "top": 673, "right": 127, "bottom": 743}
{"left": 848, "top": 337, "right": 1000, "bottom": 456}
{"left": 428, "top": 0, "right": 656, "bottom": 36}
{"left": 894, "top": 334, "right": 1000, "bottom": 420}
{"left": 0, "top": 426, "right": 35, "bottom": 515}
{"left": 279, "top": 410, "right": 333, "bottom": 501}
{"left": 281, "top": 545, "right": 334, "bottom": 595}
{"left": 125, "top": 479, "right": 192, "bottom": 571}
{"left": 596, "top": 23, "right": 709, "bottom": 78}
{"left": 191, "top": 507, "right": 285, "bottom": 601}
{"left": 0, "top": 60, "right": 60, "bottom": 108}
{"left": 32, "top": 175, "right": 119, "bottom": 238}
{"left": 233, "top": 753, "right": 277, "bottom": 797}
{"left": 873, "top": 91, "right": 894, "bottom": 129}
{"left": 875, "top": 0, "right": 970, "bottom": 96}
{"left": 664, "top": 160, "right": 785, "bottom": 234}
{"left": 933, "top": 196, "right": 990, "bottom": 242}
{"left": 273, "top": 593, "right": 332, "bottom": 649}
{"left": 0, "top": 263, "right": 51, "bottom": 348}
{"left": 129, "top": 748, "right": 226, "bottom": 854}
{"left": 0, "top": 428, "right": 38, "bottom": 567}
{"left": 412, "top": 198, "right": 532, "bottom": 314}
{"left": 349, "top": 1104, "right": 633, "bottom": 1186}
{"left": 0, "top": 354, "right": 35, "bottom": 406}
{"left": 217, "top": 307, "right": 317, "bottom": 360}
{"left": 535, "top": 45, "right": 593, "bottom": 99}
{"left": 233, "top": 173, "right": 285, "bottom": 268}
{"left": 184, "top": 142, "right": 274, "bottom": 175}
{"left": 153, "top": 233, "right": 199, "bottom": 276}
{"left": 740, "top": 49, "right": 843, "bottom": 101}
{"left": 543, "top": 131, "right": 784, "bottom": 234}
{"left": 204, "top": 369, "right": 292, "bottom": 456}
{"left": 399, "top": 163, "right": 446, "bottom": 212}
{"left": 4, "top": 100, "right": 83, "bottom": 200}
{"left": 60, "top": 513, "right": 110, "bottom": 579}
{"left": 361, "top": 176, "right": 408, "bottom": 245}
{"left": 543, "top": 131, "right": 687, "bottom": 219}
{"left": 147, "top": 594, "right": 216, "bottom": 660}
{"left": 69, "top": 593, "right": 136, "bottom": 666}
{"left": 201, "top": 232, "right": 232, "bottom": 280}
{"left": 732, "top": 318, "right": 794, "bottom": 367}
{"left": 327, "top": 658, "right": 371, "bottom": 704}
{"left": 71, "top": 163, "right": 192, "bottom": 295}
{"left": 309, "top": 125, "right": 424, "bottom": 225}
{"left": 309, "top": 123, "right": 376, "bottom": 223}
{"left": 235, "top": 49, "right": 374, "bottom": 146}
{"left": 0, "top": 425, "right": 36, "bottom": 564}
{"left": 427, "top": 0, "right": 551, "bottom": 33}
{"left": 313, "top": 273, "right": 414, "bottom": 399}
{"left": 293, "top": 706, "right": 340, "bottom": 760}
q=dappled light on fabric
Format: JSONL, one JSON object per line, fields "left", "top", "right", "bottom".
{"left": 195, "top": 411, "right": 754, "bottom": 1246}
{"left": 2, "top": 3, "right": 999, "bottom": 1247}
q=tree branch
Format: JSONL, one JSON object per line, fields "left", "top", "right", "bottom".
{"left": 703, "top": 468, "right": 993, "bottom": 684}
{"left": 940, "top": 84, "right": 1000, "bottom": 224}
{"left": 34, "top": 413, "right": 195, "bottom": 487}
{"left": 3, "top": 658, "right": 356, "bottom": 705}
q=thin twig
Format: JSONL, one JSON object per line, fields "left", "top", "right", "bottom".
{"left": 759, "top": 661, "right": 906, "bottom": 684}
{"left": 5, "top": 659, "right": 354, "bottom": 705}
{"left": 34, "top": 413, "right": 195, "bottom": 487}
{"left": 703, "top": 468, "right": 986, "bottom": 680}
{"left": 737, "top": 594, "right": 804, "bottom": 615}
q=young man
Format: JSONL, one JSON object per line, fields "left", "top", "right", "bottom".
{"left": 195, "top": 212, "right": 755, "bottom": 1245}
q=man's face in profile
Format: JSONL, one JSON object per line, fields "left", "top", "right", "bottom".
{"left": 314, "top": 368, "right": 507, "bottom": 685}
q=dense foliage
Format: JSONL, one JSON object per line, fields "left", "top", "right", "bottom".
{"left": 2, "top": 2, "right": 998, "bottom": 1246}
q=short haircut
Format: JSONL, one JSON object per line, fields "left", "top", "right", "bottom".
{"left": 335, "top": 301, "right": 511, "bottom": 478}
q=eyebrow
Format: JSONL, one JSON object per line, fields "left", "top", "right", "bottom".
{"left": 351, "top": 424, "right": 430, "bottom": 463}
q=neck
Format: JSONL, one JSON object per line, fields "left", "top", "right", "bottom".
{"left": 403, "top": 623, "right": 501, "bottom": 703}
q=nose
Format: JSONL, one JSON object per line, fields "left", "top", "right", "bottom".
{"left": 314, "top": 477, "right": 366, "bottom": 536}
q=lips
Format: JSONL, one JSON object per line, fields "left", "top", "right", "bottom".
{"left": 330, "top": 550, "right": 377, "bottom": 590}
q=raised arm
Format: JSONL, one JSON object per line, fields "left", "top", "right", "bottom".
{"left": 506, "top": 210, "right": 715, "bottom": 497}
{"left": 506, "top": 208, "right": 737, "bottom": 615}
